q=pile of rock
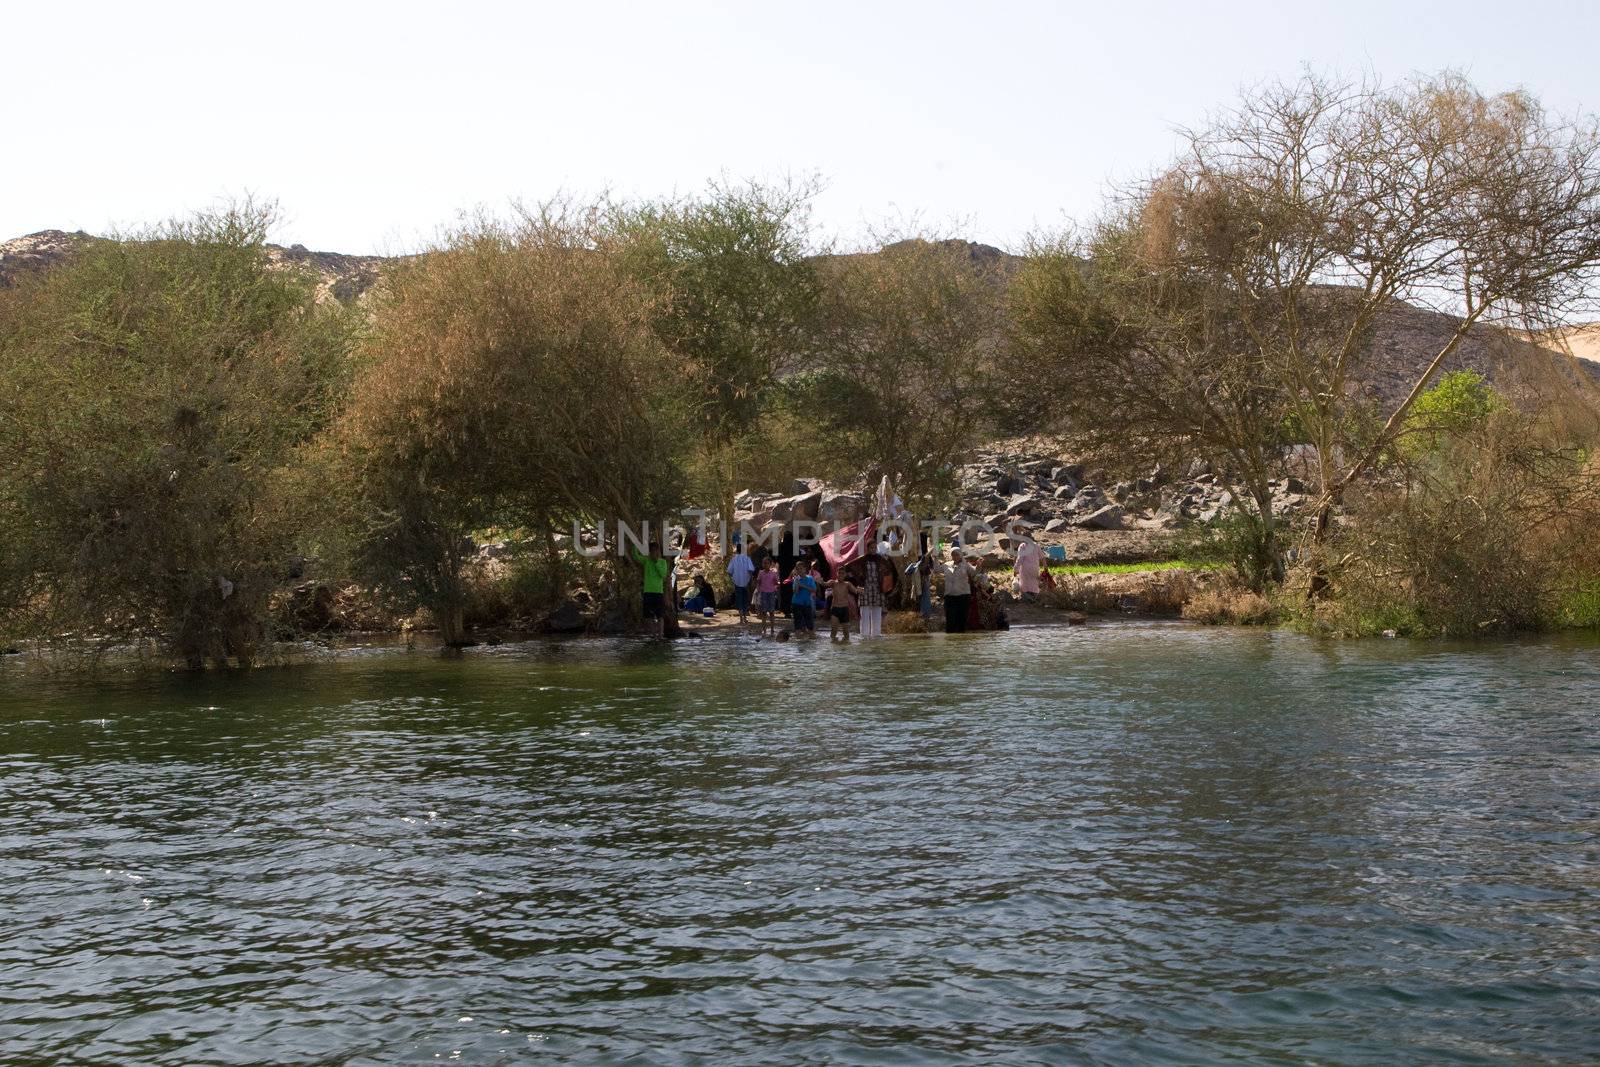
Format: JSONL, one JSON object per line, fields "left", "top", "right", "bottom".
{"left": 733, "top": 479, "right": 869, "bottom": 530}
{"left": 954, "top": 449, "right": 1316, "bottom": 538}
{"left": 1152, "top": 474, "right": 1311, "bottom": 527}
{"left": 953, "top": 452, "right": 1138, "bottom": 533}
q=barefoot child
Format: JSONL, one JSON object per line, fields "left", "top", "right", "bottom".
{"left": 789, "top": 562, "right": 819, "bottom": 635}
{"left": 755, "top": 557, "right": 781, "bottom": 636}
{"left": 825, "top": 573, "right": 859, "bottom": 642}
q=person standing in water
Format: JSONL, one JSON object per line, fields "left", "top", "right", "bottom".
{"left": 915, "top": 547, "right": 936, "bottom": 618}
{"left": 726, "top": 541, "right": 756, "bottom": 632}
{"left": 825, "top": 571, "right": 859, "bottom": 642}
{"left": 858, "top": 543, "right": 890, "bottom": 637}
{"left": 936, "top": 547, "right": 977, "bottom": 633}
{"left": 789, "top": 562, "right": 819, "bottom": 635}
{"left": 755, "top": 557, "right": 781, "bottom": 637}
{"left": 631, "top": 541, "right": 673, "bottom": 638}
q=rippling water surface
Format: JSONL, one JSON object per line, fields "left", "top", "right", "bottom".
{"left": 2, "top": 622, "right": 1599, "bottom": 1063}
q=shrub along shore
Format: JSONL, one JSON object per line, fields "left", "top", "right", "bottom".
{"left": 6, "top": 71, "right": 1600, "bottom": 667}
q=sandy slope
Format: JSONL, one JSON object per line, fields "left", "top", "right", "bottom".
{"left": 1536, "top": 323, "right": 1600, "bottom": 364}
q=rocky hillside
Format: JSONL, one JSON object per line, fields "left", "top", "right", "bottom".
{"left": 5, "top": 228, "right": 1597, "bottom": 408}
{"left": 0, "top": 229, "right": 388, "bottom": 305}
{"left": 1363, "top": 303, "right": 1600, "bottom": 409}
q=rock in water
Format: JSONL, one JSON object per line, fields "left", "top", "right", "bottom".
{"left": 542, "top": 599, "right": 588, "bottom": 634}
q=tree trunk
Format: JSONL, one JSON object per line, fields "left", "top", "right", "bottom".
{"left": 1247, "top": 477, "right": 1285, "bottom": 587}
{"left": 1304, "top": 491, "right": 1338, "bottom": 600}
{"left": 438, "top": 603, "right": 468, "bottom": 647}
{"left": 662, "top": 563, "right": 683, "bottom": 638}
{"left": 614, "top": 554, "right": 644, "bottom": 632}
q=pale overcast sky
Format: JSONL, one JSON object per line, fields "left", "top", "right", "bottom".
{"left": 8, "top": 0, "right": 1600, "bottom": 254}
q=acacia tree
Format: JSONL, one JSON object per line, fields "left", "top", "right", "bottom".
{"left": 331, "top": 205, "right": 691, "bottom": 643}
{"left": 1013, "top": 220, "right": 1295, "bottom": 584}
{"left": 1016, "top": 71, "right": 1600, "bottom": 589}
{"left": 0, "top": 205, "right": 356, "bottom": 665}
{"left": 610, "top": 179, "right": 821, "bottom": 514}
{"left": 802, "top": 237, "right": 1009, "bottom": 511}
{"left": 1177, "top": 75, "right": 1600, "bottom": 579}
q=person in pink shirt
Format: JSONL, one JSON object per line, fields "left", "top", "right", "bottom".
{"left": 754, "top": 557, "right": 782, "bottom": 637}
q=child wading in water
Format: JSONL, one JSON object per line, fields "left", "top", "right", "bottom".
{"left": 755, "top": 557, "right": 781, "bottom": 637}
{"left": 825, "top": 573, "right": 859, "bottom": 642}
{"left": 789, "top": 562, "right": 819, "bottom": 636}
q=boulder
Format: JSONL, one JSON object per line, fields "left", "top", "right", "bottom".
{"left": 1052, "top": 464, "right": 1085, "bottom": 485}
{"left": 1074, "top": 505, "right": 1126, "bottom": 530}
{"left": 592, "top": 598, "right": 630, "bottom": 634}
{"left": 1044, "top": 517, "right": 1070, "bottom": 533}
{"left": 995, "top": 470, "right": 1025, "bottom": 495}
{"left": 1052, "top": 484, "right": 1077, "bottom": 501}
{"left": 1072, "top": 485, "right": 1107, "bottom": 510}
{"left": 541, "top": 599, "right": 588, "bottom": 634}
{"left": 820, "top": 490, "right": 864, "bottom": 522}
{"left": 769, "top": 490, "right": 822, "bottom": 523}
{"left": 1005, "top": 494, "right": 1044, "bottom": 517}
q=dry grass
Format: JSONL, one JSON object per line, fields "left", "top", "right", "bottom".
{"left": 1038, "top": 568, "right": 1200, "bottom": 615}
{"left": 885, "top": 610, "right": 936, "bottom": 633}
{"left": 1181, "top": 584, "right": 1276, "bottom": 625}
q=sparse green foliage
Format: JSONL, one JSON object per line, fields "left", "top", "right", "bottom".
{"left": 800, "top": 237, "right": 1008, "bottom": 511}
{"left": 1300, "top": 409, "right": 1600, "bottom": 637}
{"left": 0, "top": 203, "right": 357, "bottom": 665}
{"left": 611, "top": 179, "right": 822, "bottom": 516}
{"left": 1012, "top": 224, "right": 1293, "bottom": 587}
{"left": 1016, "top": 70, "right": 1600, "bottom": 597}
{"left": 1400, "top": 370, "right": 1499, "bottom": 459}
{"left": 325, "top": 205, "right": 691, "bottom": 644}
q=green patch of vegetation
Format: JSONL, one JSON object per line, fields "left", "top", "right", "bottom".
{"left": 1399, "top": 370, "right": 1499, "bottom": 460}
{"left": 1286, "top": 596, "right": 1430, "bottom": 639}
{"left": 1554, "top": 579, "right": 1600, "bottom": 629}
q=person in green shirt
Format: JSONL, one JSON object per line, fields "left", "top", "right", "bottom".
{"left": 632, "top": 542, "right": 673, "bottom": 638}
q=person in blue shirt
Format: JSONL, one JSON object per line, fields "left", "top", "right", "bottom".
{"left": 726, "top": 542, "right": 756, "bottom": 631}
{"left": 789, "top": 561, "right": 818, "bottom": 634}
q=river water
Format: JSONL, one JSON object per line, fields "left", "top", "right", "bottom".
{"left": 2, "top": 622, "right": 1598, "bottom": 1064}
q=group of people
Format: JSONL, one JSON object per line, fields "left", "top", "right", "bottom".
{"left": 637, "top": 533, "right": 1057, "bottom": 639}
{"left": 764, "top": 549, "right": 893, "bottom": 642}
{"left": 714, "top": 545, "right": 893, "bottom": 642}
